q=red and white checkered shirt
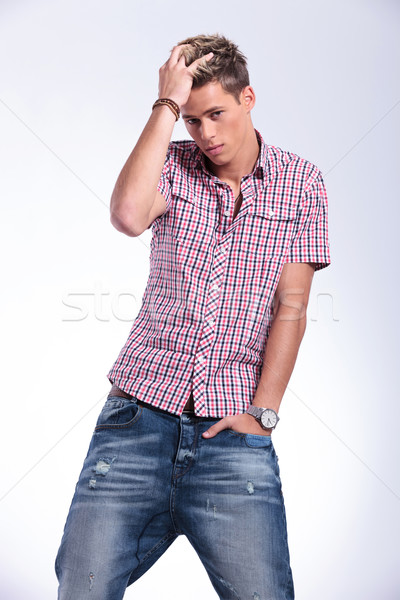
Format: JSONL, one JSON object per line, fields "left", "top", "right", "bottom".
{"left": 107, "top": 130, "right": 331, "bottom": 417}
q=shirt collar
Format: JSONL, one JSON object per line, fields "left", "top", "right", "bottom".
{"left": 254, "top": 129, "right": 268, "bottom": 181}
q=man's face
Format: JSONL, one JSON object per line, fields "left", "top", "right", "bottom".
{"left": 181, "top": 81, "right": 254, "bottom": 167}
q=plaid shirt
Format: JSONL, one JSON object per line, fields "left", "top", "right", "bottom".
{"left": 107, "top": 131, "right": 331, "bottom": 417}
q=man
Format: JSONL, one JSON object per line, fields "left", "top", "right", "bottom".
{"left": 56, "top": 34, "right": 330, "bottom": 599}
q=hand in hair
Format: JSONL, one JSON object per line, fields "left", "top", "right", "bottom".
{"left": 158, "top": 45, "right": 213, "bottom": 108}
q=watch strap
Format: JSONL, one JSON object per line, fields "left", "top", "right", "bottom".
{"left": 247, "top": 405, "right": 264, "bottom": 419}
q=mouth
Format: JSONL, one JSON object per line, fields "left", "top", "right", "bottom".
{"left": 205, "top": 144, "right": 224, "bottom": 156}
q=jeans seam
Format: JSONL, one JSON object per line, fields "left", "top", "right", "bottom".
{"left": 169, "top": 482, "right": 182, "bottom": 534}
{"left": 278, "top": 481, "right": 292, "bottom": 597}
{"left": 140, "top": 530, "right": 177, "bottom": 564}
{"left": 284, "top": 563, "right": 294, "bottom": 599}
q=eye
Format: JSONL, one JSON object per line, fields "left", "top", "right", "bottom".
{"left": 186, "top": 118, "right": 199, "bottom": 125}
{"left": 211, "top": 111, "right": 223, "bottom": 119}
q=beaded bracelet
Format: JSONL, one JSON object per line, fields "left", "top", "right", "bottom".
{"left": 152, "top": 98, "right": 180, "bottom": 121}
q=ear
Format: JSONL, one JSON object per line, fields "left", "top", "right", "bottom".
{"left": 241, "top": 85, "right": 256, "bottom": 112}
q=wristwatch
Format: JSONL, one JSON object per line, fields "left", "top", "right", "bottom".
{"left": 246, "top": 405, "right": 280, "bottom": 430}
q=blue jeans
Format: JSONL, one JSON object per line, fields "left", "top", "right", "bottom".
{"left": 55, "top": 394, "right": 294, "bottom": 599}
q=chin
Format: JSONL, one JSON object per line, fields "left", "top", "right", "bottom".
{"left": 209, "top": 153, "right": 229, "bottom": 166}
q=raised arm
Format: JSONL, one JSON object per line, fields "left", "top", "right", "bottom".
{"left": 110, "top": 46, "right": 213, "bottom": 237}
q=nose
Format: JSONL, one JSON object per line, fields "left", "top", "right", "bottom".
{"left": 200, "top": 120, "right": 216, "bottom": 143}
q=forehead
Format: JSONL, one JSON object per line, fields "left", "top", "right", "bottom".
{"left": 182, "top": 81, "right": 238, "bottom": 115}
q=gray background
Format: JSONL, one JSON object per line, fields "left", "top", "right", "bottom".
{"left": 1, "top": 0, "right": 399, "bottom": 598}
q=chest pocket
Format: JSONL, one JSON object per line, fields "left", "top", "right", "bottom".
{"left": 236, "top": 199, "right": 298, "bottom": 262}
{"left": 168, "top": 196, "right": 197, "bottom": 241}
{"left": 164, "top": 195, "right": 215, "bottom": 270}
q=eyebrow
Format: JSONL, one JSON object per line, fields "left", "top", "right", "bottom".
{"left": 182, "top": 106, "right": 224, "bottom": 119}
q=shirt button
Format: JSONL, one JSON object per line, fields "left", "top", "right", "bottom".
{"left": 268, "top": 210, "right": 274, "bottom": 217}
{"left": 224, "top": 210, "right": 230, "bottom": 217}
{"left": 197, "top": 356, "right": 206, "bottom": 363}
{"left": 211, "top": 283, "right": 219, "bottom": 291}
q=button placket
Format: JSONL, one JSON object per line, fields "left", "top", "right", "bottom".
{"left": 192, "top": 239, "right": 230, "bottom": 405}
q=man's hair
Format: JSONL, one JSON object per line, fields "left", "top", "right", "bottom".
{"left": 177, "top": 34, "right": 249, "bottom": 103}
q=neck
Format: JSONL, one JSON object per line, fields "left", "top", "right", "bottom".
{"left": 205, "top": 126, "right": 260, "bottom": 191}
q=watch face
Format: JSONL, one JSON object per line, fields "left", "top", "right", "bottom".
{"left": 261, "top": 409, "right": 278, "bottom": 429}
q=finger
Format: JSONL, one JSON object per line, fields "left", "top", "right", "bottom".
{"left": 168, "top": 44, "right": 191, "bottom": 63}
{"left": 202, "top": 416, "right": 229, "bottom": 439}
{"left": 187, "top": 52, "right": 214, "bottom": 74}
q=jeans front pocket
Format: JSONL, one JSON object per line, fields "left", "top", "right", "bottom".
{"left": 94, "top": 397, "right": 142, "bottom": 431}
{"left": 244, "top": 432, "right": 272, "bottom": 448}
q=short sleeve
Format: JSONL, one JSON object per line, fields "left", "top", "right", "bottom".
{"left": 157, "top": 145, "right": 173, "bottom": 213}
{"left": 286, "top": 170, "right": 331, "bottom": 271}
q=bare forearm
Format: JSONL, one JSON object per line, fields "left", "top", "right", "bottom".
{"left": 110, "top": 106, "right": 175, "bottom": 236}
{"left": 252, "top": 307, "right": 307, "bottom": 412}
